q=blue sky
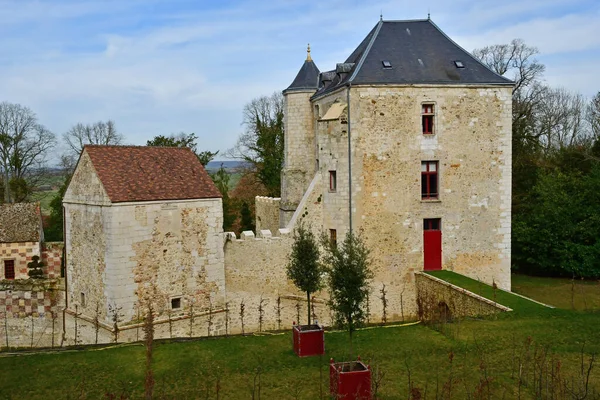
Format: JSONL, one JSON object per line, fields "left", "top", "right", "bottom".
{"left": 1, "top": 0, "right": 599, "bottom": 162}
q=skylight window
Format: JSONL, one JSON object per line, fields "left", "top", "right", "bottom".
{"left": 454, "top": 60, "right": 465, "bottom": 68}
{"left": 382, "top": 60, "right": 392, "bottom": 69}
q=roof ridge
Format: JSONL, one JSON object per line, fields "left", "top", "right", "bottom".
{"left": 349, "top": 20, "right": 384, "bottom": 83}
{"left": 85, "top": 144, "right": 195, "bottom": 151}
{"left": 427, "top": 20, "right": 513, "bottom": 85}
{"left": 382, "top": 19, "right": 430, "bottom": 23}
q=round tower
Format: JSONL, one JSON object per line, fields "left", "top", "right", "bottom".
{"left": 280, "top": 45, "right": 320, "bottom": 227}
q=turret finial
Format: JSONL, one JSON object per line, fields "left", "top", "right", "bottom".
{"left": 380, "top": 11, "right": 383, "bottom": 21}
{"left": 306, "top": 43, "right": 312, "bottom": 61}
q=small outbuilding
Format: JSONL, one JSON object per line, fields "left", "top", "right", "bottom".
{"left": 63, "top": 145, "right": 224, "bottom": 325}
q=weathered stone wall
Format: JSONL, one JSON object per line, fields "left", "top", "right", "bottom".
{"left": 42, "top": 242, "right": 63, "bottom": 279}
{"left": 61, "top": 306, "right": 228, "bottom": 346}
{"left": 100, "top": 198, "right": 225, "bottom": 325}
{"left": 255, "top": 196, "right": 281, "bottom": 236}
{"left": 281, "top": 90, "right": 317, "bottom": 226}
{"left": 224, "top": 233, "right": 325, "bottom": 332}
{"left": 349, "top": 85, "right": 512, "bottom": 294}
{"left": 291, "top": 84, "right": 513, "bottom": 322}
{"left": 64, "top": 202, "right": 109, "bottom": 322}
{"left": 415, "top": 272, "right": 510, "bottom": 320}
{"left": 0, "top": 241, "right": 41, "bottom": 279}
{"left": 286, "top": 173, "right": 324, "bottom": 237}
{"left": 0, "top": 279, "right": 64, "bottom": 349}
{"left": 63, "top": 151, "right": 112, "bottom": 206}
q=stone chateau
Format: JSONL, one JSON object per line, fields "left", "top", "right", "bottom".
{"left": 1, "top": 18, "right": 513, "bottom": 346}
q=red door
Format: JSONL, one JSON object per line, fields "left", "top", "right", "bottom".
{"left": 423, "top": 219, "right": 441, "bottom": 270}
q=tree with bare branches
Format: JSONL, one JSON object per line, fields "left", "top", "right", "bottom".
{"left": 63, "top": 120, "right": 123, "bottom": 158}
{"left": 0, "top": 102, "right": 56, "bottom": 203}
{"left": 588, "top": 91, "right": 600, "bottom": 140}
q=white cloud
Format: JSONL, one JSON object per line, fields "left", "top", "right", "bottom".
{"left": 0, "top": 0, "right": 598, "bottom": 163}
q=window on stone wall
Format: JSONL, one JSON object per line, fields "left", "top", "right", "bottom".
{"left": 329, "top": 170, "right": 337, "bottom": 192}
{"left": 330, "top": 229, "right": 337, "bottom": 247}
{"left": 171, "top": 297, "right": 182, "bottom": 310}
{"left": 4, "top": 260, "right": 15, "bottom": 280}
{"left": 421, "top": 161, "right": 439, "bottom": 199}
{"left": 80, "top": 292, "right": 86, "bottom": 307}
{"left": 422, "top": 104, "right": 435, "bottom": 134}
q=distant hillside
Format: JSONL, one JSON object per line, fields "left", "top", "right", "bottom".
{"left": 205, "top": 160, "right": 249, "bottom": 171}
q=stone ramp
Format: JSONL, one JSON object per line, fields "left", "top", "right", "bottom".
{"left": 422, "top": 270, "right": 553, "bottom": 315}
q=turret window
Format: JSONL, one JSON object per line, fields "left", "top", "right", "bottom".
{"left": 329, "top": 171, "right": 337, "bottom": 192}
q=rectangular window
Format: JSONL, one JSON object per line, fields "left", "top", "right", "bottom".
{"left": 422, "top": 104, "right": 435, "bottom": 134}
{"left": 421, "top": 161, "right": 439, "bottom": 199}
{"left": 80, "top": 292, "right": 86, "bottom": 307}
{"left": 4, "top": 260, "right": 15, "bottom": 280}
{"left": 329, "top": 171, "right": 337, "bottom": 192}
{"left": 329, "top": 229, "right": 337, "bottom": 247}
{"left": 171, "top": 297, "right": 181, "bottom": 310}
{"left": 423, "top": 218, "right": 441, "bottom": 231}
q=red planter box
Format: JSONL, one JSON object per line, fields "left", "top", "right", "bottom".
{"left": 330, "top": 357, "right": 371, "bottom": 400}
{"left": 292, "top": 322, "right": 324, "bottom": 357}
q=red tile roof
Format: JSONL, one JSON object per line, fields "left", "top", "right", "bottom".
{"left": 84, "top": 145, "right": 221, "bottom": 203}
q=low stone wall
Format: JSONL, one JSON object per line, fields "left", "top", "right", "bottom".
{"left": 414, "top": 272, "right": 511, "bottom": 321}
{"left": 0, "top": 279, "right": 65, "bottom": 349}
{"left": 255, "top": 196, "right": 281, "bottom": 235}
{"left": 61, "top": 306, "right": 228, "bottom": 346}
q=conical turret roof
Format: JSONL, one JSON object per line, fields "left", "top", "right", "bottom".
{"left": 284, "top": 45, "right": 320, "bottom": 93}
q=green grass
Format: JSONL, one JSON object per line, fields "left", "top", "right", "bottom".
{"left": 31, "top": 189, "right": 58, "bottom": 216}
{"left": 1, "top": 275, "right": 600, "bottom": 399}
{"left": 512, "top": 273, "right": 600, "bottom": 311}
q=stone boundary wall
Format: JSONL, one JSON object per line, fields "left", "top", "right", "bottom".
{"left": 224, "top": 230, "right": 335, "bottom": 333}
{"left": 42, "top": 242, "right": 63, "bottom": 279}
{"left": 255, "top": 196, "right": 281, "bottom": 235}
{"left": 415, "top": 272, "right": 511, "bottom": 321}
{"left": 61, "top": 307, "right": 228, "bottom": 346}
{"left": 0, "top": 279, "right": 65, "bottom": 349}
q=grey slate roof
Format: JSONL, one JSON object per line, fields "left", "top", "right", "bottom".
{"left": 313, "top": 19, "right": 512, "bottom": 98}
{"left": 284, "top": 59, "right": 320, "bottom": 92}
{"left": 0, "top": 203, "right": 42, "bottom": 243}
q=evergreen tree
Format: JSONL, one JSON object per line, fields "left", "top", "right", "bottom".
{"left": 27, "top": 255, "right": 45, "bottom": 279}
{"left": 286, "top": 224, "right": 322, "bottom": 325}
{"left": 323, "top": 231, "right": 372, "bottom": 350}
{"left": 211, "top": 164, "right": 235, "bottom": 231}
{"left": 239, "top": 201, "right": 255, "bottom": 232}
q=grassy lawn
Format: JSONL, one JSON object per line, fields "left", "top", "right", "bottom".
{"left": 31, "top": 189, "right": 58, "bottom": 215}
{"left": 1, "top": 275, "right": 599, "bottom": 399}
{"left": 512, "top": 273, "right": 600, "bottom": 311}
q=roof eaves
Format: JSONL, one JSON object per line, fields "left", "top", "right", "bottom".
{"left": 283, "top": 87, "right": 318, "bottom": 94}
